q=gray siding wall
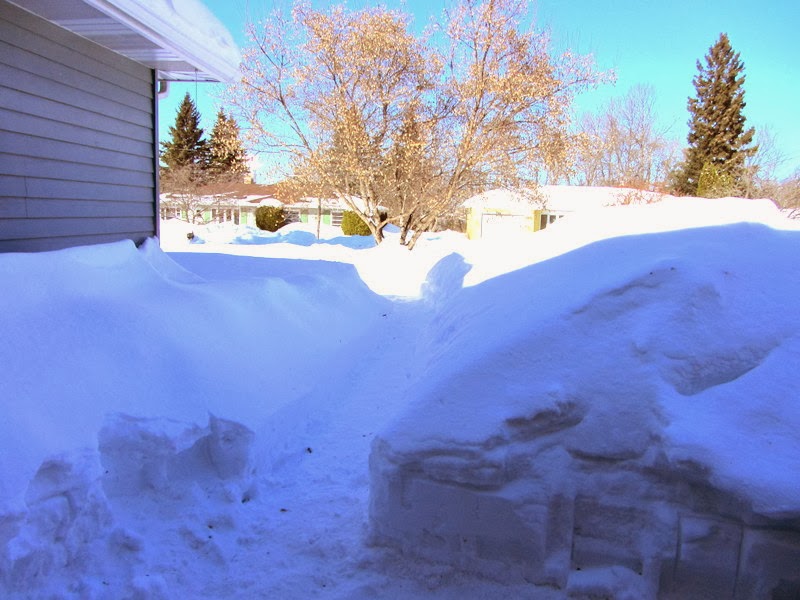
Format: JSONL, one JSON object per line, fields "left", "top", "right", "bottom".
{"left": 0, "top": 1, "right": 157, "bottom": 252}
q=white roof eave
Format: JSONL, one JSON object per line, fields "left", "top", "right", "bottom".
{"left": 83, "top": 0, "right": 240, "bottom": 82}
{"left": 10, "top": 0, "right": 240, "bottom": 82}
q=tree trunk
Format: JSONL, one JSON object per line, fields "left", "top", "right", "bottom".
{"left": 371, "top": 223, "right": 385, "bottom": 245}
{"left": 316, "top": 198, "right": 322, "bottom": 239}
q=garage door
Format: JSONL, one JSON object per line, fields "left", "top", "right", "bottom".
{"left": 481, "top": 213, "right": 529, "bottom": 239}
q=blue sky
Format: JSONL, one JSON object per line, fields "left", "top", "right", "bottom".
{"left": 159, "top": 0, "right": 800, "bottom": 181}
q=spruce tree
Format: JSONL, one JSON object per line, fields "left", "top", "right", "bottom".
{"left": 161, "top": 92, "right": 208, "bottom": 171}
{"left": 674, "top": 33, "right": 756, "bottom": 196}
{"left": 207, "top": 110, "right": 249, "bottom": 179}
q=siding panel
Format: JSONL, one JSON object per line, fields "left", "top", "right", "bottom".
{"left": 0, "top": 216, "right": 155, "bottom": 239}
{"left": 0, "top": 38, "right": 152, "bottom": 113}
{"left": 0, "top": 87, "right": 152, "bottom": 143}
{"left": 0, "top": 232, "right": 154, "bottom": 253}
{"left": 0, "top": 108, "right": 152, "bottom": 156}
{"left": 0, "top": 2, "right": 151, "bottom": 85}
{"left": 4, "top": 156, "right": 153, "bottom": 187}
{"left": 0, "top": 199, "right": 26, "bottom": 218}
{"left": 1, "top": 131, "right": 153, "bottom": 173}
{"left": 0, "top": 0, "right": 158, "bottom": 252}
{"left": 0, "top": 63, "right": 152, "bottom": 129}
{"left": 22, "top": 178, "right": 151, "bottom": 202}
{"left": 25, "top": 198, "right": 154, "bottom": 219}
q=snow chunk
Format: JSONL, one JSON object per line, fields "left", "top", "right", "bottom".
{"left": 0, "top": 413, "right": 257, "bottom": 596}
{"left": 99, "top": 413, "right": 256, "bottom": 502}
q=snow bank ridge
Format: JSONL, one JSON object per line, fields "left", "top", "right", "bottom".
{"left": 369, "top": 224, "right": 800, "bottom": 599}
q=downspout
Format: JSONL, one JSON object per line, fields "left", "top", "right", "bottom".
{"left": 152, "top": 71, "right": 164, "bottom": 242}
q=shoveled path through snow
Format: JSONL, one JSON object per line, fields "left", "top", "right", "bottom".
{"left": 164, "top": 252, "right": 549, "bottom": 599}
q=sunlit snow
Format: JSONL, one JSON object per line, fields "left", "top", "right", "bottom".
{"left": 1, "top": 189, "right": 798, "bottom": 598}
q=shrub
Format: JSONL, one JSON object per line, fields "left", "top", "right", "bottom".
{"left": 697, "top": 162, "right": 735, "bottom": 198}
{"left": 256, "top": 206, "right": 287, "bottom": 231}
{"left": 341, "top": 210, "right": 371, "bottom": 236}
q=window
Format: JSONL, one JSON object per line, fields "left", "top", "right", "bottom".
{"left": 539, "top": 212, "right": 563, "bottom": 230}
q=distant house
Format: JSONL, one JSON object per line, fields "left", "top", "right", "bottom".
{"left": 284, "top": 196, "right": 387, "bottom": 229}
{"left": 463, "top": 189, "right": 564, "bottom": 240}
{"left": 159, "top": 184, "right": 281, "bottom": 227}
{"left": 0, "top": 0, "right": 239, "bottom": 252}
{"left": 463, "top": 186, "right": 661, "bottom": 240}
{"left": 285, "top": 197, "right": 348, "bottom": 228}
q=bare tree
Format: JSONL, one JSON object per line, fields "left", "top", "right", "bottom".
{"left": 778, "top": 170, "right": 800, "bottom": 218}
{"left": 572, "top": 85, "right": 678, "bottom": 190}
{"left": 230, "top": 0, "right": 602, "bottom": 248}
{"left": 231, "top": 3, "right": 428, "bottom": 243}
{"left": 739, "top": 126, "right": 788, "bottom": 199}
{"left": 160, "top": 165, "right": 238, "bottom": 225}
{"left": 393, "top": 0, "right": 602, "bottom": 248}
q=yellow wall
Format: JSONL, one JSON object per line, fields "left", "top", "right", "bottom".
{"left": 532, "top": 209, "right": 544, "bottom": 232}
{"left": 465, "top": 207, "right": 541, "bottom": 239}
{"left": 466, "top": 207, "right": 483, "bottom": 240}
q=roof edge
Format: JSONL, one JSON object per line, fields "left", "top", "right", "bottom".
{"left": 83, "top": 0, "right": 240, "bottom": 82}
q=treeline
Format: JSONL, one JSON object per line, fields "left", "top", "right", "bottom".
{"left": 160, "top": 92, "right": 250, "bottom": 188}
{"left": 168, "top": 2, "right": 798, "bottom": 242}
{"left": 543, "top": 34, "right": 799, "bottom": 212}
{"left": 226, "top": 0, "right": 605, "bottom": 248}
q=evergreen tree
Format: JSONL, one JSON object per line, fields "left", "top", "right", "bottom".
{"left": 207, "top": 110, "right": 250, "bottom": 179}
{"left": 696, "top": 162, "right": 734, "bottom": 198}
{"left": 674, "top": 33, "right": 756, "bottom": 196}
{"left": 161, "top": 92, "right": 208, "bottom": 171}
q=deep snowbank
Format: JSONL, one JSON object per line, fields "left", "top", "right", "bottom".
{"left": 0, "top": 237, "right": 390, "bottom": 596}
{"left": 369, "top": 223, "right": 800, "bottom": 597}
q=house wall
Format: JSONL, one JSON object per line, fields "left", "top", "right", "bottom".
{"left": 0, "top": 1, "right": 158, "bottom": 252}
{"left": 466, "top": 207, "right": 536, "bottom": 240}
{"left": 466, "top": 208, "right": 483, "bottom": 240}
{"left": 466, "top": 208, "right": 566, "bottom": 239}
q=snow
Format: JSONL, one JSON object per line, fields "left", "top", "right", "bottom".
{"left": 1, "top": 188, "right": 799, "bottom": 598}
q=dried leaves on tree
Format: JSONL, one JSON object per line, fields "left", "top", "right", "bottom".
{"left": 230, "top": 0, "right": 603, "bottom": 248}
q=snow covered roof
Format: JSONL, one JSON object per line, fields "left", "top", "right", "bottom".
{"left": 9, "top": 0, "right": 240, "bottom": 82}
{"left": 160, "top": 193, "right": 281, "bottom": 208}
{"left": 462, "top": 188, "right": 543, "bottom": 212}
{"left": 288, "top": 196, "right": 388, "bottom": 213}
{"left": 463, "top": 185, "right": 667, "bottom": 213}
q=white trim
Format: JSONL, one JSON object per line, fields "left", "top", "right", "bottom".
{"left": 9, "top": 0, "right": 240, "bottom": 82}
{"left": 82, "top": 0, "right": 239, "bottom": 82}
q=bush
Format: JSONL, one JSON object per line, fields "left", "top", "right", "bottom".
{"left": 256, "top": 206, "right": 287, "bottom": 232}
{"left": 341, "top": 210, "right": 371, "bottom": 236}
{"left": 697, "top": 162, "right": 735, "bottom": 198}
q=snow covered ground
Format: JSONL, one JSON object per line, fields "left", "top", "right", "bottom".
{"left": 1, "top": 190, "right": 799, "bottom": 598}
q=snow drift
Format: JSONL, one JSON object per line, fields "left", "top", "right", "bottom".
{"left": 1, "top": 189, "right": 799, "bottom": 598}
{"left": 369, "top": 223, "right": 800, "bottom": 597}
{"left": 0, "top": 237, "right": 389, "bottom": 597}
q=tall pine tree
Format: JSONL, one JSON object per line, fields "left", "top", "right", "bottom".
{"left": 674, "top": 33, "right": 756, "bottom": 196}
{"left": 161, "top": 92, "right": 208, "bottom": 171}
{"left": 207, "top": 110, "right": 249, "bottom": 180}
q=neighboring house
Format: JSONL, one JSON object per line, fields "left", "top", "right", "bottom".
{"left": 284, "top": 196, "right": 387, "bottom": 229}
{"left": 463, "top": 185, "right": 662, "bottom": 240}
{"left": 285, "top": 197, "right": 348, "bottom": 228}
{"left": 463, "top": 188, "right": 564, "bottom": 240}
{"left": 159, "top": 184, "right": 281, "bottom": 227}
{"left": 0, "top": 0, "right": 239, "bottom": 252}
